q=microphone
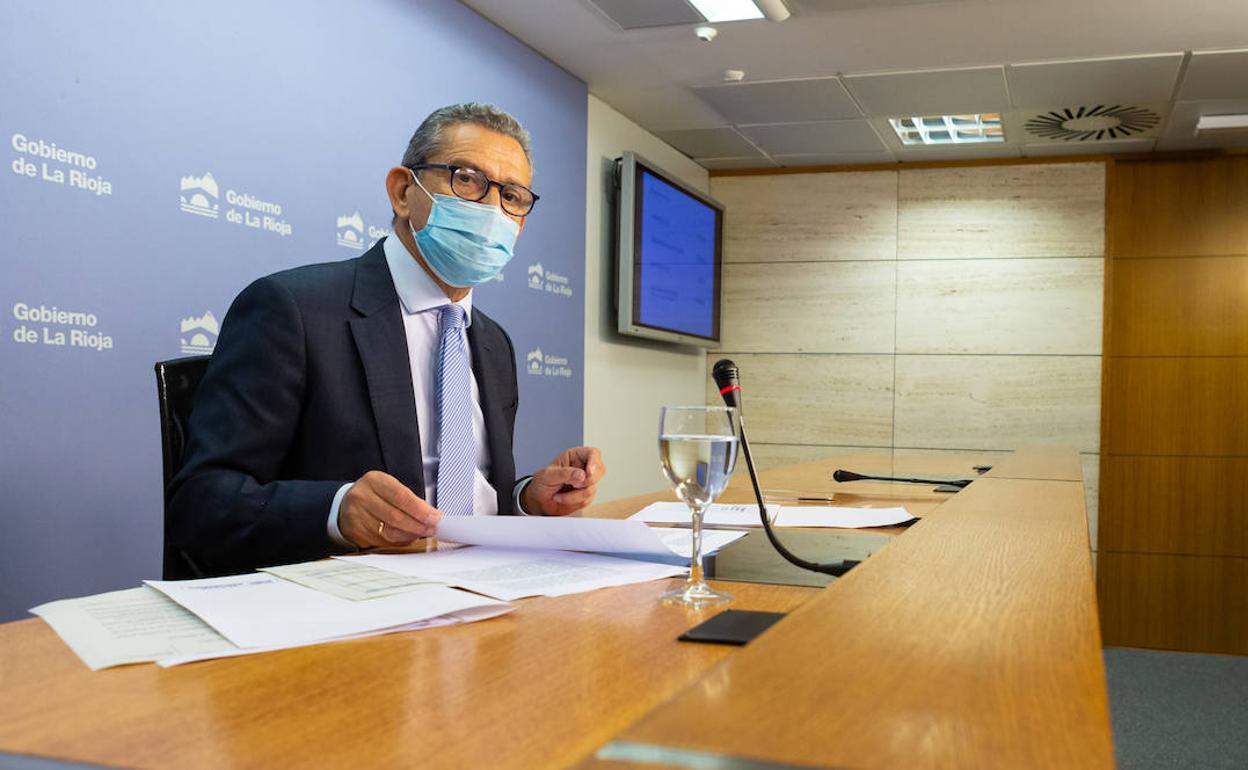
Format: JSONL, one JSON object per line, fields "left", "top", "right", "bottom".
{"left": 832, "top": 469, "right": 973, "bottom": 490}
{"left": 712, "top": 358, "right": 742, "bottom": 410}
{"left": 712, "top": 359, "right": 856, "bottom": 578}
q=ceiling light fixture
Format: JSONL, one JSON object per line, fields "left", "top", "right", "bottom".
{"left": 753, "top": 0, "right": 791, "bottom": 21}
{"left": 889, "top": 114, "right": 1005, "bottom": 146}
{"left": 687, "top": 0, "right": 764, "bottom": 23}
{"left": 1195, "top": 114, "right": 1248, "bottom": 136}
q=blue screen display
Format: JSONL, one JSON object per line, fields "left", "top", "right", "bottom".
{"left": 635, "top": 169, "right": 719, "bottom": 339}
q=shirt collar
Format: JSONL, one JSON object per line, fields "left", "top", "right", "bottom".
{"left": 382, "top": 234, "right": 473, "bottom": 324}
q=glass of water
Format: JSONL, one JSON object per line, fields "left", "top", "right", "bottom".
{"left": 658, "top": 405, "right": 739, "bottom": 607}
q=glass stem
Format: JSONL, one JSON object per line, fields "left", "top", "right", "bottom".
{"left": 690, "top": 503, "right": 706, "bottom": 584}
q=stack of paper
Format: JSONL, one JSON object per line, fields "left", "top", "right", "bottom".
{"left": 31, "top": 565, "right": 512, "bottom": 670}
{"left": 434, "top": 515, "right": 747, "bottom": 558}
{"left": 346, "top": 548, "right": 688, "bottom": 601}
{"left": 629, "top": 502, "right": 915, "bottom": 529}
{"left": 343, "top": 515, "right": 749, "bottom": 601}
{"left": 32, "top": 516, "right": 755, "bottom": 671}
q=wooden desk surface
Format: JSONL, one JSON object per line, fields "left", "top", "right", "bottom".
{"left": 584, "top": 452, "right": 1113, "bottom": 770}
{"left": 0, "top": 450, "right": 1109, "bottom": 770}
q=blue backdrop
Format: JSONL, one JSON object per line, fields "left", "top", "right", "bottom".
{"left": 0, "top": 0, "right": 587, "bottom": 621}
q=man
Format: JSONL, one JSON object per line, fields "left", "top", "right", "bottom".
{"left": 168, "top": 103, "right": 604, "bottom": 576}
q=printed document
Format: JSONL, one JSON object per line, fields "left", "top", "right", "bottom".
{"left": 146, "top": 574, "right": 510, "bottom": 649}
{"left": 435, "top": 515, "right": 745, "bottom": 558}
{"left": 631, "top": 502, "right": 913, "bottom": 529}
{"left": 30, "top": 586, "right": 236, "bottom": 670}
{"left": 156, "top": 604, "right": 510, "bottom": 667}
{"left": 629, "top": 502, "right": 781, "bottom": 528}
{"left": 773, "top": 506, "right": 915, "bottom": 528}
{"left": 262, "top": 559, "right": 437, "bottom": 601}
{"left": 344, "top": 547, "right": 687, "bottom": 601}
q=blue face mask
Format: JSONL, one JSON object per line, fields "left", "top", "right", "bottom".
{"left": 409, "top": 173, "right": 520, "bottom": 288}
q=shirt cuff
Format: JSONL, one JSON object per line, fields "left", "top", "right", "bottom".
{"left": 513, "top": 476, "right": 535, "bottom": 516}
{"left": 328, "top": 482, "right": 356, "bottom": 549}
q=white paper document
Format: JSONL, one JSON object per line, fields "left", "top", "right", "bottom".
{"left": 146, "top": 574, "right": 510, "bottom": 649}
{"left": 30, "top": 586, "right": 236, "bottom": 670}
{"left": 630, "top": 501, "right": 914, "bottom": 529}
{"left": 434, "top": 514, "right": 744, "bottom": 558}
{"left": 155, "top": 604, "right": 510, "bottom": 667}
{"left": 774, "top": 506, "right": 915, "bottom": 528}
{"left": 344, "top": 547, "right": 688, "bottom": 601}
{"left": 261, "top": 559, "right": 437, "bottom": 601}
{"left": 629, "top": 502, "right": 780, "bottom": 528}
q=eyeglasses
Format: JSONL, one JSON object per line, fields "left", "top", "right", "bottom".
{"left": 408, "top": 163, "right": 539, "bottom": 217}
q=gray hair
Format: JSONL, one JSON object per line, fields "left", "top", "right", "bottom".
{"left": 401, "top": 103, "right": 532, "bottom": 169}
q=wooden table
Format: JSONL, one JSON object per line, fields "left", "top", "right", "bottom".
{"left": 0, "top": 450, "right": 1111, "bottom": 769}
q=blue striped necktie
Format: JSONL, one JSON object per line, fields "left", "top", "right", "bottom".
{"left": 435, "top": 303, "right": 474, "bottom": 516}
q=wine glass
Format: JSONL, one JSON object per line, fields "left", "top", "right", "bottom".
{"left": 658, "top": 405, "right": 739, "bottom": 607}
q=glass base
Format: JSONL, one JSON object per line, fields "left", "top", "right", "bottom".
{"left": 661, "top": 580, "right": 733, "bottom": 608}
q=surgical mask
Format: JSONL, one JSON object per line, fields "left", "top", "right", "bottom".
{"left": 409, "top": 172, "right": 519, "bottom": 288}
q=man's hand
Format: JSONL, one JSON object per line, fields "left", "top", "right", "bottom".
{"left": 338, "top": 470, "right": 442, "bottom": 548}
{"left": 521, "top": 447, "right": 606, "bottom": 517}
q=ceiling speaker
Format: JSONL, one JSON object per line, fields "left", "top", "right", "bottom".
{"left": 1024, "top": 105, "right": 1161, "bottom": 142}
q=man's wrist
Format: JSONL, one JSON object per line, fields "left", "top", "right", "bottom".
{"left": 514, "top": 476, "right": 537, "bottom": 516}
{"left": 327, "top": 482, "right": 357, "bottom": 549}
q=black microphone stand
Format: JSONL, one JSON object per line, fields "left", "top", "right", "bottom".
{"left": 737, "top": 415, "right": 858, "bottom": 578}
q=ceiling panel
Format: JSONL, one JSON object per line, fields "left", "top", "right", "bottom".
{"left": 692, "top": 78, "right": 863, "bottom": 125}
{"left": 696, "top": 156, "right": 780, "bottom": 170}
{"left": 1157, "top": 98, "right": 1248, "bottom": 151}
{"left": 773, "top": 151, "right": 896, "bottom": 167}
{"left": 737, "top": 120, "right": 886, "bottom": 154}
{"left": 1007, "top": 54, "right": 1183, "bottom": 108}
{"left": 844, "top": 66, "right": 1010, "bottom": 117}
{"left": 1022, "top": 138, "right": 1155, "bottom": 157}
{"left": 656, "top": 127, "right": 764, "bottom": 158}
{"left": 593, "top": 85, "right": 731, "bottom": 131}
{"left": 1177, "top": 49, "right": 1248, "bottom": 100}
{"left": 585, "top": 0, "right": 702, "bottom": 30}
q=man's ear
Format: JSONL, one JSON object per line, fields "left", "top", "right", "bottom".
{"left": 385, "top": 166, "right": 414, "bottom": 220}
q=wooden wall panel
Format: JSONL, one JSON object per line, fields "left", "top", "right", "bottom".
{"left": 1100, "top": 156, "right": 1248, "bottom": 655}
{"left": 720, "top": 262, "right": 895, "bottom": 353}
{"left": 1098, "top": 552, "right": 1248, "bottom": 654}
{"left": 1099, "top": 455, "right": 1248, "bottom": 557}
{"left": 714, "top": 171, "right": 898, "bottom": 263}
{"left": 898, "top": 163, "right": 1105, "bottom": 260}
{"left": 1108, "top": 255, "right": 1248, "bottom": 356}
{"left": 896, "top": 257, "right": 1103, "bottom": 354}
{"left": 1108, "top": 157, "right": 1248, "bottom": 258}
{"left": 1103, "top": 356, "right": 1248, "bottom": 456}
{"left": 706, "top": 354, "right": 894, "bottom": 446}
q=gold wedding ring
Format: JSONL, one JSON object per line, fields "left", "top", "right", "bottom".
{"left": 378, "top": 520, "right": 385, "bottom": 536}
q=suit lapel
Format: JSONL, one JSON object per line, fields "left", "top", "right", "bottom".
{"left": 349, "top": 243, "right": 424, "bottom": 496}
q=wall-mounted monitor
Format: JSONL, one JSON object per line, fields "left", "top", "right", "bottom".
{"left": 615, "top": 151, "right": 724, "bottom": 348}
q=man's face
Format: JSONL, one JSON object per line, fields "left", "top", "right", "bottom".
{"left": 399, "top": 122, "right": 532, "bottom": 235}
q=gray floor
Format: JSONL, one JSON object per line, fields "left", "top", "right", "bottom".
{"left": 1105, "top": 647, "right": 1248, "bottom": 769}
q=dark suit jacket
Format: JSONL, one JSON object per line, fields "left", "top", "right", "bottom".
{"left": 167, "top": 241, "right": 519, "bottom": 575}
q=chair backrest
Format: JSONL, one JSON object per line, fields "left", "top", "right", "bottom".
{"left": 154, "top": 355, "right": 211, "bottom": 579}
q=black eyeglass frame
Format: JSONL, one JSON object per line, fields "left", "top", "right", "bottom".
{"left": 407, "top": 162, "right": 540, "bottom": 217}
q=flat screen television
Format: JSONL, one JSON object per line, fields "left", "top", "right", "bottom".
{"left": 615, "top": 151, "right": 724, "bottom": 347}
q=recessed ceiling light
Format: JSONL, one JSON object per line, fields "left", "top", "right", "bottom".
{"left": 889, "top": 114, "right": 1005, "bottom": 146}
{"left": 688, "top": 0, "right": 764, "bottom": 23}
{"left": 1195, "top": 113, "right": 1248, "bottom": 136}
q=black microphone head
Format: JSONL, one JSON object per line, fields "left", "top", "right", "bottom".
{"left": 712, "top": 358, "right": 742, "bottom": 408}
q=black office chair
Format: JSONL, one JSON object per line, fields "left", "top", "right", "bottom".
{"left": 154, "top": 355, "right": 211, "bottom": 580}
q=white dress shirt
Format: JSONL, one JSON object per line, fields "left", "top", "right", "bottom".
{"left": 328, "top": 236, "right": 529, "bottom": 547}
